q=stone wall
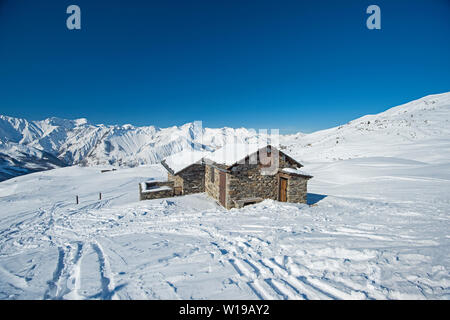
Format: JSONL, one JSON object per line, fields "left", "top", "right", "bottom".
{"left": 178, "top": 163, "right": 205, "bottom": 195}
{"left": 224, "top": 152, "right": 299, "bottom": 209}
{"left": 168, "top": 164, "right": 205, "bottom": 195}
{"left": 286, "top": 175, "right": 308, "bottom": 204}
{"left": 205, "top": 164, "right": 220, "bottom": 202}
{"left": 168, "top": 173, "right": 183, "bottom": 189}
{"left": 139, "top": 181, "right": 174, "bottom": 201}
{"left": 278, "top": 152, "right": 300, "bottom": 169}
{"left": 227, "top": 163, "right": 278, "bottom": 209}
{"left": 205, "top": 151, "right": 307, "bottom": 209}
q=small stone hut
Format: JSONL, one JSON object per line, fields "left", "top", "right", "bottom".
{"left": 139, "top": 144, "right": 312, "bottom": 209}
{"left": 204, "top": 144, "right": 312, "bottom": 209}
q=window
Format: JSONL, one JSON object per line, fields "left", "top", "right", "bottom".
{"left": 210, "top": 167, "right": 215, "bottom": 183}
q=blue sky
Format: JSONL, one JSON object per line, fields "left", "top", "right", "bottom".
{"left": 0, "top": 0, "right": 449, "bottom": 133}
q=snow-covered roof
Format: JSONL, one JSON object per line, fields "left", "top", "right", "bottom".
{"left": 140, "top": 181, "right": 164, "bottom": 190}
{"left": 282, "top": 167, "right": 313, "bottom": 178}
{"left": 205, "top": 143, "right": 264, "bottom": 166}
{"left": 162, "top": 149, "right": 209, "bottom": 174}
{"left": 140, "top": 185, "right": 172, "bottom": 194}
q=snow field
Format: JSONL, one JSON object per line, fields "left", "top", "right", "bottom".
{"left": 0, "top": 159, "right": 448, "bottom": 299}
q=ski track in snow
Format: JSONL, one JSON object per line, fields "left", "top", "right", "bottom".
{"left": 0, "top": 164, "right": 448, "bottom": 300}
{"left": 203, "top": 223, "right": 379, "bottom": 300}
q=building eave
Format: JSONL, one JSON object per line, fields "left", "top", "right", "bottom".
{"left": 160, "top": 160, "right": 175, "bottom": 175}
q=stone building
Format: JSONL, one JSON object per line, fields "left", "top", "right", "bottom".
{"left": 139, "top": 144, "right": 312, "bottom": 209}
{"left": 204, "top": 144, "right": 312, "bottom": 209}
{"left": 139, "top": 150, "right": 208, "bottom": 200}
{"left": 160, "top": 150, "right": 207, "bottom": 195}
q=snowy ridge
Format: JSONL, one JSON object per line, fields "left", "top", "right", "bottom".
{"left": 281, "top": 92, "right": 450, "bottom": 163}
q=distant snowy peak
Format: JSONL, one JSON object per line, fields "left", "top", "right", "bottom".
{"left": 378, "top": 92, "right": 450, "bottom": 116}
{"left": 0, "top": 115, "right": 42, "bottom": 145}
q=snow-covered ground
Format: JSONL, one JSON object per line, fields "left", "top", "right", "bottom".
{"left": 0, "top": 159, "right": 448, "bottom": 300}
{"left": 1, "top": 92, "right": 449, "bottom": 299}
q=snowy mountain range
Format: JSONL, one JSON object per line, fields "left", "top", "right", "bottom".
{"left": 1, "top": 92, "right": 449, "bottom": 181}
{"left": 0, "top": 115, "right": 265, "bottom": 181}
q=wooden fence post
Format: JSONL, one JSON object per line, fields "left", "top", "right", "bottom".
{"left": 99, "top": 192, "right": 102, "bottom": 200}
{"left": 76, "top": 195, "right": 79, "bottom": 204}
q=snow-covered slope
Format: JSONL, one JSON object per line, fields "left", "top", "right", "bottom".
{"left": 282, "top": 92, "right": 450, "bottom": 163}
{"left": 0, "top": 142, "right": 67, "bottom": 181}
